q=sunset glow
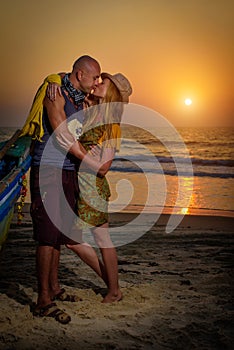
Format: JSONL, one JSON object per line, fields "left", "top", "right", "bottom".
{"left": 184, "top": 98, "right": 192, "bottom": 106}
{"left": 0, "top": 1, "right": 233, "bottom": 128}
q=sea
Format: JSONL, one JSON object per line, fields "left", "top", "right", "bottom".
{"left": 1, "top": 126, "right": 233, "bottom": 218}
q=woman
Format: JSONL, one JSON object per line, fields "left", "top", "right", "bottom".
{"left": 50, "top": 72, "right": 132, "bottom": 303}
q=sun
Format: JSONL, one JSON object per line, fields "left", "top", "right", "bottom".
{"left": 184, "top": 98, "right": 192, "bottom": 106}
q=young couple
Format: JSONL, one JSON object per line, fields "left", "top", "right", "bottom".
{"left": 21, "top": 55, "right": 132, "bottom": 324}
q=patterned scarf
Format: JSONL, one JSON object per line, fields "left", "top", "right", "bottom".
{"left": 62, "top": 73, "right": 85, "bottom": 106}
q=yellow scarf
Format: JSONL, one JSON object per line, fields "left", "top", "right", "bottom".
{"left": 20, "top": 74, "right": 62, "bottom": 141}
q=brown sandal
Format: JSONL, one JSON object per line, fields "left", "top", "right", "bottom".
{"left": 53, "top": 288, "right": 82, "bottom": 302}
{"left": 33, "top": 302, "right": 71, "bottom": 324}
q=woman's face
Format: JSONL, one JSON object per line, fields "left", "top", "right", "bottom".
{"left": 92, "top": 78, "right": 110, "bottom": 98}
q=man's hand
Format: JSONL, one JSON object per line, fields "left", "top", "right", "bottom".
{"left": 89, "top": 144, "right": 102, "bottom": 160}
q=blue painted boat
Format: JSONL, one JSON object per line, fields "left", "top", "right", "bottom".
{"left": 0, "top": 130, "right": 32, "bottom": 250}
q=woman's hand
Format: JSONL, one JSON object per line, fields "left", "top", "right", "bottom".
{"left": 84, "top": 94, "right": 99, "bottom": 107}
{"left": 47, "top": 82, "right": 62, "bottom": 101}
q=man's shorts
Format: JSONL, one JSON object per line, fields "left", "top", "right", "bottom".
{"left": 30, "top": 165, "right": 79, "bottom": 247}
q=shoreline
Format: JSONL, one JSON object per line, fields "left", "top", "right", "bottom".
{"left": 110, "top": 206, "right": 234, "bottom": 218}
{"left": 20, "top": 200, "right": 234, "bottom": 221}
{"left": 21, "top": 169, "right": 234, "bottom": 219}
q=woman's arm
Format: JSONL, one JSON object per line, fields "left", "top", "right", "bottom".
{"left": 47, "top": 72, "right": 66, "bottom": 100}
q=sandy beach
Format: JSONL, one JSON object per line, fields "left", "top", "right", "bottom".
{"left": 0, "top": 204, "right": 233, "bottom": 350}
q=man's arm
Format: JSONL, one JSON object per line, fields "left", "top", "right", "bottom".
{"left": 43, "top": 94, "right": 114, "bottom": 176}
{"left": 43, "top": 94, "right": 77, "bottom": 150}
{"left": 70, "top": 142, "right": 115, "bottom": 176}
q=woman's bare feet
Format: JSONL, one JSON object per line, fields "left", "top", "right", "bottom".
{"left": 102, "top": 290, "right": 122, "bottom": 303}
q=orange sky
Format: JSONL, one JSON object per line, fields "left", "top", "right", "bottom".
{"left": 0, "top": 0, "right": 233, "bottom": 127}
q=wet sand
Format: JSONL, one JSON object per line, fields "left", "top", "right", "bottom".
{"left": 0, "top": 205, "right": 233, "bottom": 350}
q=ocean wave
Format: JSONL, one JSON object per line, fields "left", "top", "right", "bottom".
{"left": 115, "top": 155, "right": 234, "bottom": 167}
{"left": 111, "top": 158, "right": 234, "bottom": 178}
{"left": 110, "top": 165, "right": 234, "bottom": 179}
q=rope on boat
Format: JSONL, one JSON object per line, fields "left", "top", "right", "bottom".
{"left": 17, "top": 175, "right": 28, "bottom": 225}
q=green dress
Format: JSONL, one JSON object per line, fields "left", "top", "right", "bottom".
{"left": 77, "top": 125, "right": 116, "bottom": 228}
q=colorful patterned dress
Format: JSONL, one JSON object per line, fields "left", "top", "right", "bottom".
{"left": 77, "top": 124, "right": 121, "bottom": 228}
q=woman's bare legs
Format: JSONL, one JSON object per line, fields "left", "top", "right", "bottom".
{"left": 66, "top": 242, "right": 109, "bottom": 286}
{"left": 92, "top": 222, "right": 122, "bottom": 303}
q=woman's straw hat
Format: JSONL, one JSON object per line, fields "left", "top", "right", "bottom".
{"left": 101, "top": 72, "right": 132, "bottom": 103}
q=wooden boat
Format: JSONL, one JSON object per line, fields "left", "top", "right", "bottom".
{"left": 0, "top": 130, "right": 32, "bottom": 250}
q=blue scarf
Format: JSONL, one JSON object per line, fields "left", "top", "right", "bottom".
{"left": 62, "top": 74, "right": 85, "bottom": 106}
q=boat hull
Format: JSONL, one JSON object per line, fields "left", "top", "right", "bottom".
{"left": 0, "top": 134, "right": 31, "bottom": 250}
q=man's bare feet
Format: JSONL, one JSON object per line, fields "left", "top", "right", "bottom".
{"left": 50, "top": 288, "right": 61, "bottom": 301}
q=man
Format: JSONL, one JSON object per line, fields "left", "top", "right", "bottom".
{"left": 27, "top": 55, "right": 101, "bottom": 324}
